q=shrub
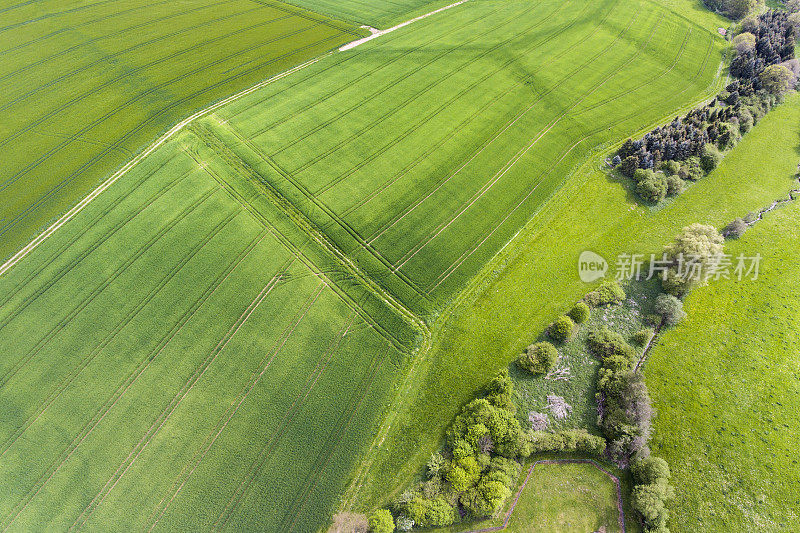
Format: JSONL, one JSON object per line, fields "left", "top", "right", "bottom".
{"left": 485, "top": 369, "right": 516, "bottom": 412}
{"left": 683, "top": 157, "right": 704, "bottom": 181}
{"left": 517, "top": 341, "right": 558, "bottom": 374}
{"left": 447, "top": 456, "right": 481, "bottom": 492}
{"left": 587, "top": 327, "right": 638, "bottom": 365}
{"left": 568, "top": 301, "right": 590, "bottom": 324}
{"left": 549, "top": 315, "right": 575, "bottom": 342}
{"left": 654, "top": 294, "right": 686, "bottom": 326}
{"left": 619, "top": 155, "right": 639, "bottom": 177}
{"left": 700, "top": 144, "right": 723, "bottom": 173}
{"left": 733, "top": 32, "right": 756, "bottom": 54}
{"left": 427, "top": 452, "right": 446, "bottom": 478}
{"left": 665, "top": 175, "right": 684, "bottom": 196}
{"left": 406, "top": 496, "right": 456, "bottom": 528}
{"left": 722, "top": 217, "right": 748, "bottom": 239}
{"left": 368, "top": 509, "right": 394, "bottom": 533}
{"left": 528, "top": 429, "right": 606, "bottom": 455}
{"left": 633, "top": 168, "right": 653, "bottom": 183}
{"left": 760, "top": 64, "right": 793, "bottom": 94}
{"left": 632, "top": 456, "right": 671, "bottom": 486}
{"left": 395, "top": 515, "right": 414, "bottom": 532}
{"left": 661, "top": 160, "right": 680, "bottom": 176}
{"left": 584, "top": 280, "right": 626, "bottom": 307}
{"left": 662, "top": 223, "right": 725, "bottom": 295}
{"left": 631, "top": 328, "right": 654, "bottom": 346}
{"left": 636, "top": 172, "right": 668, "bottom": 203}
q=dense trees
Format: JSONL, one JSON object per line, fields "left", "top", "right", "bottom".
{"left": 615, "top": 8, "right": 796, "bottom": 203}
{"left": 703, "top": 0, "right": 760, "bottom": 19}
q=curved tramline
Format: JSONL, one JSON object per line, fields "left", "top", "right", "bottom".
{"left": 0, "top": 0, "right": 730, "bottom": 531}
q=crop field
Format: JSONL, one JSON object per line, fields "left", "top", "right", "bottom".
{"left": 0, "top": 0, "right": 363, "bottom": 262}
{"left": 0, "top": 0, "right": 747, "bottom": 530}
{"left": 0, "top": 131, "right": 409, "bottom": 531}
{"left": 284, "top": 0, "right": 449, "bottom": 27}
{"left": 646, "top": 99, "right": 800, "bottom": 531}
{"left": 213, "top": 0, "right": 726, "bottom": 311}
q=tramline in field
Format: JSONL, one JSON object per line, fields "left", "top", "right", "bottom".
{"left": 0, "top": 0, "right": 730, "bottom": 530}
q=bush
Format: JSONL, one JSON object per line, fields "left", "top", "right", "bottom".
{"left": 549, "top": 315, "right": 575, "bottom": 342}
{"left": 665, "top": 175, "right": 684, "bottom": 196}
{"left": 407, "top": 496, "right": 456, "bottom": 528}
{"left": 632, "top": 456, "right": 671, "bottom": 486}
{"left": 654, "top": 294, "right": 686, "bottom": 326}
{"left": 584, "top": 280, "right": 626, "bottom": 307}
{"left": 722, "top": 217, "right": 748, "bottom": 239}
{"left": 587, "top": 327, "right": 638, "bottom": 365}
{"left": 683, "top": 157, "right": 704, "bottom": 181}
{"left": 633, "top": 168, "right": 653, "bottom": 183}
{"left": 760, "top": 64, "right": 793, "bottom": 94}
{"left": 395, "top": 515, "right": 414, "bottom": 531}
{"left": 619, "top": 155, "right": 639, "bottom": 177}
{"left": 636, "top": 172, "right": 668, "bottom": 203}
{"left": 528, "top": 429, "right": 607, "bottom": 455}
{"left": 631, "top": 328, "right": 654, "bottom": 346}
{"left": 568, "top": 301, "right": 590, "bottom": 324}
{"left": 517, "top": 342, "right": 558, "bottom": 375}
{"left": 662, "top": 223, "right": 725, "bottom": 295}
{"left": 368, "top": 509, "right": 394, "bottom": 533}
{"left": 700, "top": 144, "right": 723, "bottom": 173}
{"left": 661, "top": 160, "right": 680, "bottom": 176}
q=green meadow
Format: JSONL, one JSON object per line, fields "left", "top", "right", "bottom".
{"left": 0, "top": 0, "right": 362, "bottom": 261}
{"left": 646, "top": 113, "right": 800, "bottom": 530}
{"left": 285, "top": 0, "right": 454, "bottom": 28}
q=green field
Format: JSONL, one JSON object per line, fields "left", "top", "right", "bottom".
{"left": 0, "top": 0, "right": 363, "bottom": 262}
{"left": 504, "top": 462, "right": 625, "bottom": 533}
{"left": 646, "top": 109, "right": 800, "bottom": 529}
{"left": 285, "top": 0, "right": 451, "bottom": 28}
{"left": 0, "top": 128, "right": 411, "bottom": 531}
{"left": 213, "top": 0, "right": 725, "bottom": 312}
{"left": 0, "top": 0, "right": 770, "bottom": 530}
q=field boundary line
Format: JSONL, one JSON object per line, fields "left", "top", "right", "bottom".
{"left": 0, "top": 157, "right": 187, "bottom": 320}
{"left": 311, "top": 0, "right": 590, "bottom": 196}
{"left": 0, "top": 185, "right": 221, "bottom": 389}
{"left": 460, "top": 459, "right": 626, "bottom": 533}
{"left": 365, "top": 0, "right": 637, "bottom": 245}
{"left": 338, "top": 0, "right": 619, "bottom": 217}
{"left": 339, "top": 0, "right": 470, "bottom": 51}
{"left": 0, "top": 53, "right": 332, "bottom": 278}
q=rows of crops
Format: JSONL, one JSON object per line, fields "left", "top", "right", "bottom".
{"left": 0, "top": 131, "right": 406, "bottom": 532}
{"left": 216, "top": 0, "right": 724, "bottom": 310}
{"left": 0, "top": 0, "right": 362, "bottom": 261}
{"left": 0, "top": 0, "right": 732, "bottom": 530}
{"left": 285, "top": 0, "right": 449, "bottom": 27}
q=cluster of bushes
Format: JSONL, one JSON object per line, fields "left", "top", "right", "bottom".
{"left": 703, "top": 0, "right": 760, "bottom": 19}
{"left": 613, "top": 9, "right": 796, "bottom": 204}
{"left": 583, "top": 280, "right": 626, "bottom": 307}
{"left": 528, "top": 429, "right": 606, "bottom": 454}
{"left": 631, "top": 456, "right": 675, "bottom": 533}
{"left": 382, "top": 371, "right": 527, "bottom": 530}
{"left": 516, "top": 300, "right": 593, "bottom": 376}
{"left": 588, "top": 327, "right": 652, "bottom": 467}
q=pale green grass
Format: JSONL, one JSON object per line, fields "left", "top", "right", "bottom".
{"left": 646, "top": 130, "right": 800, "bottom": 529}
{"left": 0, "top": 0, "right": 363, "bottom": 261}
{"left": 352, "top": 90, "right": 800, "bottom": 511}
